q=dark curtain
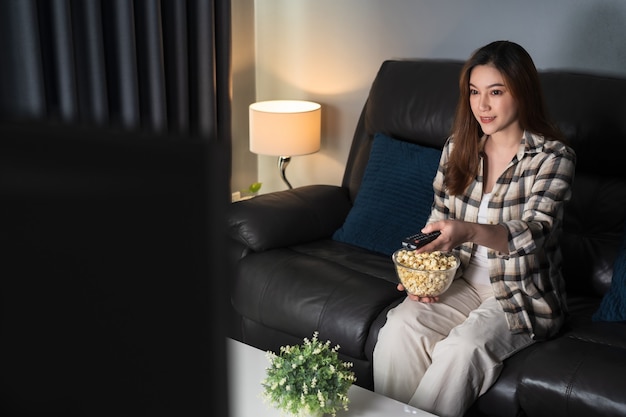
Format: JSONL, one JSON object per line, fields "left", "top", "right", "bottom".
{"left": 0, "top": 0, "right": 231, "bottom": 146}
{"left": 0, "top": 1, "right": 232, "bottom": 416}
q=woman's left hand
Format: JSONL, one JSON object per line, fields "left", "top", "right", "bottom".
{"left": 397, "top": 283, "right": 440, "bottom": 303}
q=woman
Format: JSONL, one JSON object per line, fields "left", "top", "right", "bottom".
{"left": 373, "top": 40, "right": 576, "bottom": 417}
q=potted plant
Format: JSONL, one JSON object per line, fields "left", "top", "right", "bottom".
{"left": 261, "top": 331, "right": 356, "bottom": 417}
{"left": 241, "top": 181, "right": 262, "bottom": 199}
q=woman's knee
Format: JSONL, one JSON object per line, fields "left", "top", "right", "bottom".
{"left": 432, "top": 336, "right": 498, "bottom": 372}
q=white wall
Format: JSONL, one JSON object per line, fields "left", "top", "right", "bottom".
{"left": 240, "top": 0, "right": 626, "bottom": 194}
{"left": 231, "top": 0, "right": 257, "bottom": 197}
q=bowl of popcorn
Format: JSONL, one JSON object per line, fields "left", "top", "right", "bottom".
{"left": 392, "top": 249, "right": 460, "bottom": 297}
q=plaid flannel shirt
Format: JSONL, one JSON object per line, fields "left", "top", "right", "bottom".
{"left": 429, "top": 131, "right": 576, "bottom": 340}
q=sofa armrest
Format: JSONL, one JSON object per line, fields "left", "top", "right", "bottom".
{"left": 227, "top": 184, "right": 352, "bottom": 252}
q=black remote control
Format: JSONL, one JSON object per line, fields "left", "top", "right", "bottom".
{"left": 401, "top": 231, "right": 441, "bottom": 250}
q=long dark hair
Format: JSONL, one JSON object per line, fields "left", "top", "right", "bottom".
{"left": 446, "top": 40, "right": 564, "bottom": 195}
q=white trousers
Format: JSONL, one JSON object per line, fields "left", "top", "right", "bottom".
{"left": 373, "top": 278, "right": 534, "bottom": 417}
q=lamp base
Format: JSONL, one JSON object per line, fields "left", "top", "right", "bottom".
{"left": 278, "top": 156, "right": 293, "bottom": 189}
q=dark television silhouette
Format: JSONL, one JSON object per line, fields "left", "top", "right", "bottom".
{"left": 1, "top": 121, "right": 231, "bottom": 417}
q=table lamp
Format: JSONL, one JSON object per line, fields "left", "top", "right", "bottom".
{"left": 249, "top": 100, "right": 321, "bottom": 189}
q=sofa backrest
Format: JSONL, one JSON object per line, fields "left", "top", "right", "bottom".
{"left": 342, "top": 59, "right": 462, "bottom": 199}
{"left": 343, "top": 59, "right": 626, "bottom": 297}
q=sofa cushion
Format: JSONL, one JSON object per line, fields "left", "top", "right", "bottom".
{"left": 231, "top": 239, "right": 402, "bottom": 360}
{"left": 332, "top": 132, "right": 441, "bottom": 256}
{"left": 518, "top": 337, "right": 626, "bottom": 417}
{"left": 593, "top": 224, "right": 626, "bottom": 322}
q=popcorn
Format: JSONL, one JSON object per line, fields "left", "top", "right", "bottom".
{"left": 393, "top": 250, "right": 459, "bottom": 297}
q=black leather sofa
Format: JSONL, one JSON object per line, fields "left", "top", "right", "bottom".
{"left": 228, "top": 59, "right": 626, "bottom": 417}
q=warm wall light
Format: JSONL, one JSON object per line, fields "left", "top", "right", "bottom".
{"left": 249, "top": 100, "right": 321, "bottom": 189}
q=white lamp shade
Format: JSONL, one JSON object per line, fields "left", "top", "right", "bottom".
{"left": 249, "top": 100, "right": 321, "bottom": 156}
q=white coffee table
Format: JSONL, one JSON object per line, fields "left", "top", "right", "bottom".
{"left": 227, "top": 338, "right": 438, "bottom": 417}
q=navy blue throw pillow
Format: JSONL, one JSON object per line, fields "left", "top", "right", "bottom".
{"left": 593, "top": 224, "right": 626, "bottom": 322}
{"left": 332, "top": 132, "right": 441, "bottom": 256}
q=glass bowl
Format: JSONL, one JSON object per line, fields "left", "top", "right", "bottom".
{"left": 392, "top": 249, "right": 460, "bottom": 297}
